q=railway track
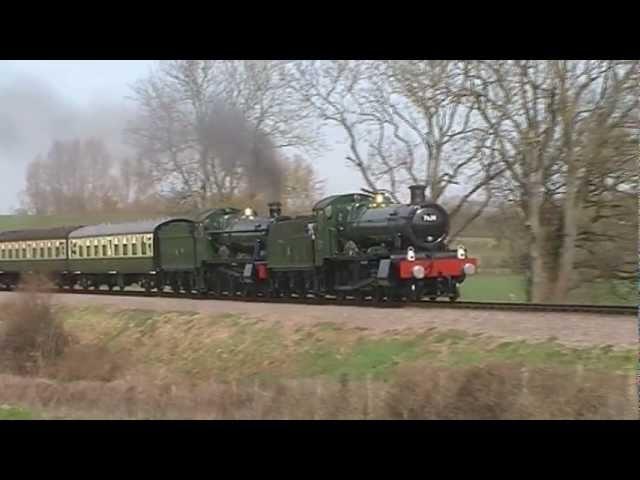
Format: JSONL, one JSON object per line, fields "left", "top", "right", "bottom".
{"left": 7, "top": 286, "right": 635, "bottom": 316}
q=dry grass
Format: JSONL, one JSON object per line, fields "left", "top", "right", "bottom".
{"left": 0, "top": 363, "right": 635, "bottom": 420}
{"left": 383, "top": 362, "right": 637, "bottom": 419}
{"left": 0, "top": 286, "right": 634, "bottom": 419}
{"left": 0, "top": 278, "right": 70, "bottom": 375}
{"left": 0, "top": 277, "right": 126, "bottom": 382}
{"left": 42, "top": 344, "right": 128, "bottom": 382}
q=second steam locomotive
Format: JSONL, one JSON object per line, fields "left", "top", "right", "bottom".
{"left": 0, "top": 185, "right": 477, "bottom": 302}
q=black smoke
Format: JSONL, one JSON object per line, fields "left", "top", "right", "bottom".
{"left": 205, "top": 101, "right": 284, "bottom": 203}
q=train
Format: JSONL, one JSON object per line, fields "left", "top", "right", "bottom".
{"left": 0, "top": 185, "right": 477, "bottom": 302}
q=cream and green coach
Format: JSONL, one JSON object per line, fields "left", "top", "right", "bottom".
{"left": 0, "top": 226, "right": 83, "bottom": 289}
{"left": 66, "top": 217, "right": 201, "bottom": 291}
{"left": 0, "top": 217, "right": 205, "bottom": 292}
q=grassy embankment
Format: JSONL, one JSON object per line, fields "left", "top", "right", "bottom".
{"left": 0, "top": 296, "right": 635, "bottom": 419}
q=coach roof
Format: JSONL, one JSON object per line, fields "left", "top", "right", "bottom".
{"left": 0, "top": 225, "right": 84, "bottom": 242}
{"left": 68, "top": 217, "right": 193, "bottom": 238}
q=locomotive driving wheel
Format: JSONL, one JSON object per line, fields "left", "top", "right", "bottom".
{"left": 449, "top": 284, "right": 460, "bottom": 302}
{"left": 241, "top": 283, "right": 256, "bottom": 298}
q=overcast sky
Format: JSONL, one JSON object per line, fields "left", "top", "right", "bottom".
{"left": 0, "top": 60, "right": 359, "bottom": 214}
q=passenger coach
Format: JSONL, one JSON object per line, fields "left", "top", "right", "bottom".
{"left": 0, "top": 226, "right": 82, "bottom": 289}
{"left": 66, "top": 218, "right": 203, "bottom": 292}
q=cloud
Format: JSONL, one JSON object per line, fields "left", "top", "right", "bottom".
{"left": 0, "top": 73, "right": 134, "bottom": 212}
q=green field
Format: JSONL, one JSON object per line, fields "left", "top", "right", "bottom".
{"left": 461, "top": 273, "right": 635, "bottom": 305}
{"left": 0, "top": 405, "right": 35, "bottom": 420}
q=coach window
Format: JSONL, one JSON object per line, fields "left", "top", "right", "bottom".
{"left": 114, "top": 243, "right": 120, "bottom": 257}
{"left": 40, "top": 246, "right": 45, "bottom": 258}
{"left": 22, "top": 246, "right": 27, "bottom": 259}
{"left": 61, "top": 243, "right": 66, "bottom": 258}
{"left": 122, "top": 243, "right": 129, "bottom": 256}
{"left": 131, "top": 238, "right": 138, "bottom": 256}
{"left": 47, "top": 246, "right": 52, "bottom": 258}
{"left": 1, "top": 246, "right": 5, "bottom": 259}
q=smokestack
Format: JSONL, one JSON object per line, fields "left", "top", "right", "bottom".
{"left": 409, "top": 185, "right": 427, "bottom": 205}
{"left": 268, "top": 201, "right": 282, "bottom": 219}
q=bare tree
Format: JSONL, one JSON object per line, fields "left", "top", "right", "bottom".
{"left": 21, "top": 138, "right": 125, "bottom": 214}
{"left": 23, "top": 155, "right": 48, "bottom": 215}
{"left": 282, "top": 153, "right": 325, "bottom": 214}
{"left": 126, "top": 60, "right": 318, "bottom": 208}
{"left": 467, "top": 60, "right": 638, "bottom": 302}
{"left": 290, "top": 60, "right": 503, "bottom": 238}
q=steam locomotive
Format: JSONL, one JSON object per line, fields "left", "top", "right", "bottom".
{"left": 0, "top": 185, "right": 477, "bottom": 302}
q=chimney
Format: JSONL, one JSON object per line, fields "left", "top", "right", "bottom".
{"left": 268, "top": 201, "right": 282, "bottom": 219}
{"left": 409, "top": 185, "right": 427, "bottom": 205}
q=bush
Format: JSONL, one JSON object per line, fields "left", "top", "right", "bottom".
{"left": 0, "top": 281, "right": 70, "bottom": 375}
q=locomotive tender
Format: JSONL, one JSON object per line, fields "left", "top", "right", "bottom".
{"left": 0, "top": 185, "right": 477, "bottom": 302}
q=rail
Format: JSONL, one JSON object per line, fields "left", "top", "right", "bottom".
{"left": 5, "top": 287, "right": 634, "bottom": 316}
